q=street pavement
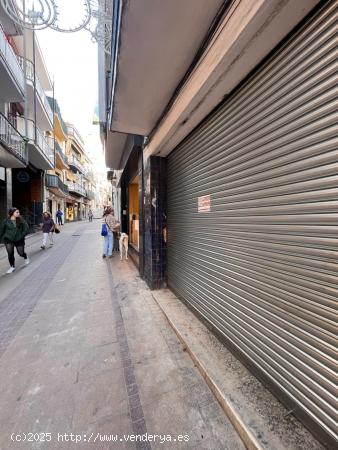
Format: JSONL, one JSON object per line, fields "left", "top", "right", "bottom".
{"left": 0, "top": 220, "right": 245, "bottom": 450}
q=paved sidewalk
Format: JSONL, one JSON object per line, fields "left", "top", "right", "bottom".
{"left": 152, "top": 292, "right": 324, "bottom": 450}
{"left": 0, "top": 221, "right": 245, "bottom": 450}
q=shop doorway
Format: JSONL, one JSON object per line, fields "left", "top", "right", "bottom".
{"left": 128, "top": 175, "right": 139, "bottom": 250}
{"left": 12, "top": 167, "right": 43, "bottom": 228}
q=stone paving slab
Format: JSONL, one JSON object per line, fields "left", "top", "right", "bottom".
{"left": 0, "top": 221, "right": 246, "bottom": 450}
{"left": 151, "top": 290, "right": 325, "bottom": 450}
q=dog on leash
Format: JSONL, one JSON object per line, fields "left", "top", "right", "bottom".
{"left": 119, "top": 233, "right": 129, "bottom": 260}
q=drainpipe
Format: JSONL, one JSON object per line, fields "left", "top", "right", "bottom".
{"left": 22, "top": 0, "right": 28, "bottom": 140}
{"left": 32, "top": 29, "right": 37, "bottom": 145}
{"left": 105, "top": 69, "right": 111, "bottom": 134}
{"left": 108, "top": 0, "right": 122, "bottom": 129}
{"left": 52, "top": 79, "right": 55, "bottom": 168}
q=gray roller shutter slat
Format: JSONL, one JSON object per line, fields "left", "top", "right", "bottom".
{"left": 169, "top": 268, "right": 338, "bottom": 435}
{"left": 167, "top": 1, "right": 338, "bottom": 444}
{"left": 168, "top": 4, "right": 338, "bottom": 173}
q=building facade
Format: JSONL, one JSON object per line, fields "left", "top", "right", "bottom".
{"left": 0, "top": 9, "right": 96, "bottom": 229}
{"left": 45, "top": 96, "right": 70, "bottom": 222}
{"left": 0, "top": 6, "right": 55, "bottom": 228}
{"left": 99, "top": 1, "right": 338, "bottom": 447}
{"left": 64, "top": 124, "right": 95, "bottom": 221}
{"left": 0, "top": 10, "right": 27, "bottom": 219}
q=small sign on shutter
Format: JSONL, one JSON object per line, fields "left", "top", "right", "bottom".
{"left": 198, "top": 194, "right": 211, "bottom": 212}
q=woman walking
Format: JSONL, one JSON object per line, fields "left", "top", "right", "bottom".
{"left": 0, "top": 207, "right": 30, "bottom": 273}
{"left": 41, "top": 212, "right": 55, "bottom": 249}
{"left": 102, "top": 206, "right": 119, "bottom": 258}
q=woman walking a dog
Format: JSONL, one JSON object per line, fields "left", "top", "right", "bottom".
{"left": 102, "top": 206, "right": 119, "bottom": 258}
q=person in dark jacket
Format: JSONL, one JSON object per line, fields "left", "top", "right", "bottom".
{"left": 0, "top": 207, "right": 30, "bottom": 273}
{"left": 41, "top": 212, "right": 55, "bottom": 249}
{"left": 56, "top": 209, "right": 63, "bottom": 225}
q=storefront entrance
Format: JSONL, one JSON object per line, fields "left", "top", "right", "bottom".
{"left": 166, "top": 2, "right": 337, "bottom": 445}
{"left": 12, "top": 167, "right": 43, "bottom": 228}
{"left": 128, "top": 175, "right": 139, "bottom": 250}
{"left": 66, "top": 203, "right": 74, "bottom": 221}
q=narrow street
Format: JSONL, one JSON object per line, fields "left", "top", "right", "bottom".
{"left": 0, "top": 1, "right": 336, "bottom": 448}
{"left": 0, "top": 221, "right": 245, "bottom": 450}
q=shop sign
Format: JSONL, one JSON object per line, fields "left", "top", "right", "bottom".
{"left": 198, "top": 194, "right": 211, "bottom": 212}
{"left": 17, "top": 171, "right": 30, "bottom": 183}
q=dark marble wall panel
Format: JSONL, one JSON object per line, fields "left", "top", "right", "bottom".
{"left": 142, "top": 156, "right": 167, "bottom": 290}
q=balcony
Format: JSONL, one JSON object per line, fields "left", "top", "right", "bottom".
{"left": 55, "top": 141, "right": 68, "bottom": 168}
{"left": 36, "top": 127, "right": 54, "bottom": 167}
{"left": 0, "top": 25, "right": 25, "bottom": 101}
{"left": 13, "top": 115, "right": 54, "bottom": 169}
{"left": 68, "top": 154, "right": 86, "bottom": 175}
{"left": 66, "top": 181, "right": 86, "bottom": 197}
{"left": 86, "top": 189, "right": 95, "bottom": 200}
{"left": 47, "top": 97, "right": 68, "bottom": 137}
{"left": 17, "top": 56, "right": 53, "bottom": 127}
{"left": 82, "top": 168, "right": 95, "bottom": 181}
{"left": 46, "top": 174, "right": 69, "bottom": 196}
{"left": 107, "top": 170, "right": 115, "bottom": 180}
{"left": 67, "top": 124, "right": 84, "bottom": 146}
{"left": 0, "top": 113, "right": 27, "bottom": 168}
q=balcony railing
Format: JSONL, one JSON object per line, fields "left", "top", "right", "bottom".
{"left": 12, "top": 115, "right": 54, "bottom": 166}
{"left": 0, "top": 113, "right": 27, "bottom": 163}
{"left": 36, "top": 127, "right": 54, "bottom": 166}
{"left": 55, "top": 141, "right": 68, "bottom": 166}
{"left": 17, "top": 56, "right": 53, "bottom": 124}
{"left": 46, "top": 174, "right": 69, "bottom": 194}
{"left": 46, "top": 174, "right": 69, "bottom": 195}
{"left": 0, "top": 26, "right": 25, "bottom": 94}
{"left": 66, "top": 181, "right": 86, "bottom": 197}
{"left": 68, "top": 154, "right": 86, "bottom": 174}
{"left": 47, "top": 97, "right": 68, "bottom": 136}
{"left": 67, "top": 124, "right": 84, "bottom": 145}
{"left": 86, "top": 189, "right": 95, "bottom": 200}
{"left": 82, "top": 168, "right": 94, "bottom": 181}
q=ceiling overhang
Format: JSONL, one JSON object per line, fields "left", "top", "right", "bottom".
{"left": 55, "top": 151, "right": 68, "bottom": 170}
{"left": 105, "top": 131, "right": 142, "bottom": 170}
{"left": 143, "top": 0, "right": 321, "bottom": 159}
{"left": 109, "top": 0, "right": 225, "bottom": 136}
{"left": 28, "top": 142, "right": 53, "bottom": 170}
{"left": 0, "top": 143, "right": 26, "bottom": 168}
{"left": 54, "top": 116, "right": 67, "bottom": 142}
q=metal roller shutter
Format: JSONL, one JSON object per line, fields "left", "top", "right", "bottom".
{"left": 167, "top": 1, "right": 338, "bottom": 446}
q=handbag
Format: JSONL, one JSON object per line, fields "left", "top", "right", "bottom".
{"left": 52, "top": 223, "right": 60, "bottom": 234}
{"left": 101, "top": 223, "right": 108, "bottom": 236}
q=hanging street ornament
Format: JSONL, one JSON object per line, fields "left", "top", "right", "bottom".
{"left": 1, "top": 0, "right": 112, "bottom": 53}
{"left": 49, "top": 0, "right": 92, "bottom": 33}
{"left": 1, "top": 0, "right": 57, "bottom": 30}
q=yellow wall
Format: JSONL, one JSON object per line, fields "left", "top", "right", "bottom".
{"left": 128, "top": 183, "right": 139, "bottom": 249}
{"left": 129, "top": 184, "right": 139, "bottom": 215}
